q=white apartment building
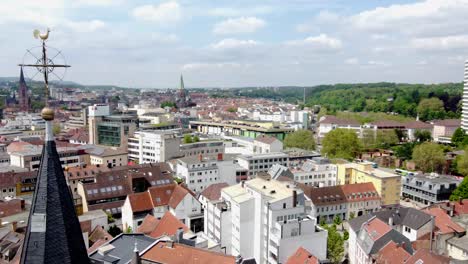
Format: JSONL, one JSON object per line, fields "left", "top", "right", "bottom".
{"left": 128, "top": 130, "right": 181, "bottom": 163}
{"left": 180, "top": 141, "right": 225, "bottom": 157}
{"left": 220, "top": 178, "right": 327, "bottom": 264}
{"left": 176, "top": 154, "right": 238, "bottom": 193}
{"left": 237, "top": 152, "right": 289, "bottom": 177}
{"left": 292, "top": 158, "right": 337, "bottom": 187}
{"left": 253, "top": 135, "right": 283, "bottom": 154}
{"left": 463, "top": 60, "right": 468, "bottom": 131}
{"left": 317, "top": 115, "right": 361, "bottom": 139}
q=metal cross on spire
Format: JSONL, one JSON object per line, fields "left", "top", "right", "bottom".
{"left": 18, "top": 28, "right": 70, "bottom": 108}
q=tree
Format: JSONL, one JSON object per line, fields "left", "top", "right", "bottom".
{"left": 375, "top": 130, "right": 399, "bottom": 149}
{"left": 333, "top": 215, "right": 342, "bottom": 226}
{"left": 322, "top": 129, "right": 361, "bottom": 160}
{"left": 284, "top": 130, "right": 315, "bottom": 150}
{"left": 107, "top": 225, "right": 122, "bottom": 237}
{"left": 326, "top": 225, "right": 345, "bottom": 264}
{"left": 343, "top": 230, "right": 349, "bottom": 241}
{"left": 450, "top": 177, "right": 468, "bottom": 201}
{"left": 417, "top": 98, "right": 446, "bottom": 121}
{"left": 52, "top": 124, "right": 61, "bottom": 135}
{"left": 125, "top": 226, "right": 133, "bottom": 233}
{"left": 227, "top": 107, "right": 237, "bottom": 113}
{"left": 193, "top": 135, "right": 200, "bottom": 142}
{"left": 349, "top": 212, "right": 355, "bottom": 220}
{"left": 412, "top": 142, "right": 445, "bottom": 172}
{"left": 414, "top": 130, "right": 432, "bottom": 142}
{"left": 106, "top": 212, "right": 115, "bottom": 223}
{"left": 393, "top": 142, "right": 416, "bottom": 161}
{"left": 161, "top": 101, "right": 176, "bottom": 108}
{"left": 183, "top": 134, "right": 193, "bottom": 144}
{"left": 456, "top": 148, "right": 468, "bottom": 176}
{"left": 452, "top": 128, "right": 466, "bottom": 147}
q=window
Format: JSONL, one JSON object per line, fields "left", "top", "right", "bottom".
{"left": 404, "top": 226, "right": 411, "bottom": 233}
{"left": 283, "top": 203, "right": 286, "bottom": 209}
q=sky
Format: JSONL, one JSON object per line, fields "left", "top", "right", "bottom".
{"left": 2, "top": 0, "right": 468, "bottom": 88}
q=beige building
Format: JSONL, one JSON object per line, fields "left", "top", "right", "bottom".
{"left": 336, "top": 161, "right": 401, "bottom": 205}
{"left": 80, "top": 145, "right": 128, "bottom": 168}
{"left": 432, "top": 119, "right": 460, "bottom": 143}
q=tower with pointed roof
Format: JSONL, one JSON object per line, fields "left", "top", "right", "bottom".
{"left": 18, "top": 68, "right": 30, "bottom": 112}
{"left": 20, "top": 28, "right": 89, "bottom": 264}
{"left": 176, "top": 74, "right": 190, "bottom": 108}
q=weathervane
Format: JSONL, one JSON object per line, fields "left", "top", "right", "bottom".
{"left": 18, "top": 28, "right": 70, "bottom": 119}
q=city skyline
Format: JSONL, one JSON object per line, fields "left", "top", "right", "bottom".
{"left": 2, "top": 0, "right": 468, "bottom": 88}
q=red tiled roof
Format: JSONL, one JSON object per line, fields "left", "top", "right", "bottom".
{"left": 128, "top": 192, "right": 154, "bottom": 213}
{"left": 147, "top": 184, "right": 176, "bottom": 207}
{"left": 285, "top": 247, "right": 319, "bottom": 264}
{"left": 141, "top": 241, "right": 235, "bottom": 264}
{"left": 88, "top": 225, "right": 113, "bottom": 244}
{"left": 373, "top": 241, "right": 410, "bottom": 264}
{"left": 168, "top": 185, "right": 195, "bottom": 209}
{"left": 365, "top": 218, "right": 392, "bottom": 241}
{"left": 423, "top": 207, "right": 465, "bottom": 235}
{"left": 137, "top": 215, "right": 160, "bottom": 235}
{"left": 452, "top": 199, "right": 468, "bottom": 215}
{"left": 87, "top": 238, "right": 108, "bottom": 254}
{"left": 148, "top": 211, "right": 189, "bottom": 238}
{"left": 341, "top": 182, "right": 380, "bottom": 202}
{"left": 405, "top": 249, "right": 450, "bottom": 264}
{"left": 200, "top": 183, "right": 229, "bottom": 201}
{"left": 299, "top": 184, "right": 346, "bottom": 206}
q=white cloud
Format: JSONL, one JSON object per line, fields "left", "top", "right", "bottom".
{"left": 213, "top": 17, "right": 266, "bottom": 35}
{"left": 74, "top": 0, "right": 123, "bottom": 6}
{"left": 286, "top": 34, "right": 342, "bottom": 50}
{"left": 182, "top": 62, "right": 244, "bottom": 71}
{"left": 345, "top": 58, "right": 359, "bottom": 65}
{"left": 64, "top": 20, "right": 106, "bottom": 33}
{"left": 210, "top": 38, "right": 259, "bottom": 49}
{"left": 411, "top": 35, "right": 468, "bottom": 50}
{"left": 0, "top": 0, "right": 64, "bottom": 26}
{"left": 367, "top": 60, "right": 389, "bottom": 66}
{"left": 151, "top": 33, "right": 179, "bottom": 43}
{"left": 132, "top": 1, "right": 181, "bottom": 23}
{"left": 207, "top": 6, "right": 273, "bottom": 17}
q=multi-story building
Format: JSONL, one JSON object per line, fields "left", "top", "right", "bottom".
{"left": 180, "top": 140, "right": 224, "bottom": 157}
{"left": 432, "top": 119, "right": 460, "bottom": 143}
{"left": 64, "top": 107, "right": 88, "bottom": 130}
{"left": 88, "top": 104, "right": 138, "bottom": 147}
{"left": 237, "top": 152, "right": 289, "bottom": 177}
{"left": 317, "top": 115, "right": 361, "bottom": 140}
{"left": 221, "top": 178, "right": 328, "bottom": 264}
{"left": 128, "top": 130, "right": 181, "bottom": 163}
{"left": 301, "top": 182, "right": 381, "bottom": 222}
{"left": 291, "top": 158, "right": 337, "bottom": 187}
{"left": 402, "top": 173, "right": 461, "bottom": 205}
{"left": 463, "top": 60, "right": 468, "bottom": 131}
{"left": 337, "top": 161, "right": 401, "bottom": 205}
{"left": 176, "top": 153, "right": 238, "bottom": 193}
{"left": 190, "top": 120, "right": 294, "bottom": 141}
{"left": 253, "top": 135, "right": 283, "bottom": 154}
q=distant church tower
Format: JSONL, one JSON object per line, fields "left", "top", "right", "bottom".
{"left": 18, "top": 67, "right": 30, "bottom": 112}
{"left": 176, "top": 74, "right": 190, "bottom": 108}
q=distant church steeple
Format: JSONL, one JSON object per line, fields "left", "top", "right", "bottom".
{"left": 18, "top": 67, "right": 30, "bottom": 112}
{"left": 180, "top": 74, "right": 185, "bottom": 90}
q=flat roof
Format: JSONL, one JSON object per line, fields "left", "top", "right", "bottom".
{"left": 238, "top": 152, "right": 288, "bottom": 160}
{"left": 343, "top": 162, "right": 400, "bottom": 179}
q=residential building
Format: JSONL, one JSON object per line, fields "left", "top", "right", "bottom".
{"left": 77, "top": 163, "right": 173, "bottom": 216}
{"left": 291, "top": 158, "right": 337, "bottom": 187}
{"left": 253, "top": 135, "right": 283, "bottom": 154}
{"left": 432, "top": 119, "right": 460, "bottom": 143}
{"left": 348, "top": 216, "right": 413, "bottom": 264}
{"left": 290, "top": 110, "right": 309, "bottom": 129}
{"left": 64, "top": 107, "right": 88, "bottom": 130}
{"left": 336, "top": 161, "right": 401, "bottom": 205}
{"left": 301, "top": 182, "right": 381, "bottom": 222}
{"left": 88, "top": 104, "right": 138, "bottom": 147}
{"left": 404, "top": 120, "right": 433, "bottom": 141}
{"left": 190, "top": 120, "right": 294, "bottom": 141}
{"left": 199, "top": 183, "right": 231, "bottom": 251}
{"left": 128, "top": 130, "right": 181, "bottom": 163}
{"left": 87, "top": 145, "right": 128, "bottom": 168}
{"left": 402, "top": 173, "right": 461, "bottom": 205}
{"left": 176, "top": 154, "right": 238, "bottom": 193}
{"left": 0, "top": 171, "right": 36, "bottom": 198}
{"left": 121, "top": 184, "right": 202, "bottom": 232}
{"left": 221, "top": 178, "right": 328, "bottom": 264}
{"left": 237, "top": 152, "right": 289, "bottom": 177}
{"left": 285, "top": 247, "right": 318, "bottom": 264}
{"left": 447, "top": 235, "right": 468, "bottom": 262}
{"left": 423, "top": 207, "right": 465, "bottom": 255}
{"left": 463, "top": 59, "right": 468, "bottom": 131}
{"left": 317, "top": 115, "right": 361, "bottom": 140}
{"left": 180, "top": 140, "right": 225, "bottom": 157}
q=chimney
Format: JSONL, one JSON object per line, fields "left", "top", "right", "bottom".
{"left": 217, "top": 153, "right": 223, "bottom": 161}
{"left": 176, "top": 227, "right": 184, "bottom": 243}
{"left": 293, "top": 190, "right": 297, "bottom": 207}
{"left": 166, "top": 241, "right": 174, "bottom": 248}
{"left": 388, "top": 216, "right": 393, "bottom": 227}
{"left": 11, "top": 221, "right": 17, "bottom": 232}
{"left": 198, "top": 154, "right": 203, "bottom": 162}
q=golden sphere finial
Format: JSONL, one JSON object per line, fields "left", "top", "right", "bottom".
{"left": 41, "top": 107, "right": 54, "bottom": 121}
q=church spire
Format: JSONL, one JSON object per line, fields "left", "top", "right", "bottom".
{"left": 180, "top": 74, "right": 185, "bottom": 90}
{"left": 18, "top": 67, "right": 30, "bottom": 112}
{"left": 20, "top": 28, "right": 89, "bottom": 264}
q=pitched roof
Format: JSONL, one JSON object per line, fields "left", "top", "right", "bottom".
{"left": 341, "top": 182, "right": 380, "bottom": 202}
{"left": 373, "top": 241, "right": 411, "bottom": 264}
{"left": 147, "top": 184, "right": 176, "bottom": 207}
{"left": 404, "top": 120, "right": 433, "bottom": 129}
{"left": 369, "top": 120, "right": 405, "bottom": 128}
{"left": 423, "top": 207, "right": 465, "bottom": 235}
{"left": 405, "top": 248, "right": 450, "bottom": 264}
{"left": 300, "top": 184, "right": 346, "bottom": 206}
{"left": 20, "top": 139, "right": 89, "bottom": 263}
{"left": 432, "top": 119, "right": 460, "bottom": 127}
{"left": 319, "top": 115, "right": 360, "bottom": 126}
{"left": 352, "top": 207, "right": 432, "bottom": 231}
{"left": 364, "top": 218, "right": 392, "bottom": 241}
{"left": 148, "top": 211, "right": 189, "bottom": 238}
{"left": 137, "top": 215, "right": 160, "bottom": 235}
{"left": 141, "top": 241, "right": 235, "bottom": 264}
{"left": 200, "top": 182, "right": 229, "bottom": 201}
{"left": 255, "top": 135, "right": 279, "bottom": 144}
{"left": 128, "top": 192, "right": 154, "bottom": 213}
{"left": 285, "top": 247, "right": 319, "bottom": 264}
{"left": 89, "top": 225, "right": 113, "bottom": 245}
{"left": 168, "top": 185, "right": 195, "bottom": 209}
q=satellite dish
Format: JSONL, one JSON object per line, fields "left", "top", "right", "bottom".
{"left": 33, "top": 29, "right": 40, "bottom": 39}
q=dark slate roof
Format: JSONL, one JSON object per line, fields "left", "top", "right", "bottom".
{"left": 366, "top": 229, "right": 413, "bottom": 255}
{"left": 89, "top": 234, "right": 157, "bottom": 264}
{"left": 349, "top": 207, "right": 432, "bottom": 232}
{"left": 21, "top": 140, "right": 89, "bottom": 264}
